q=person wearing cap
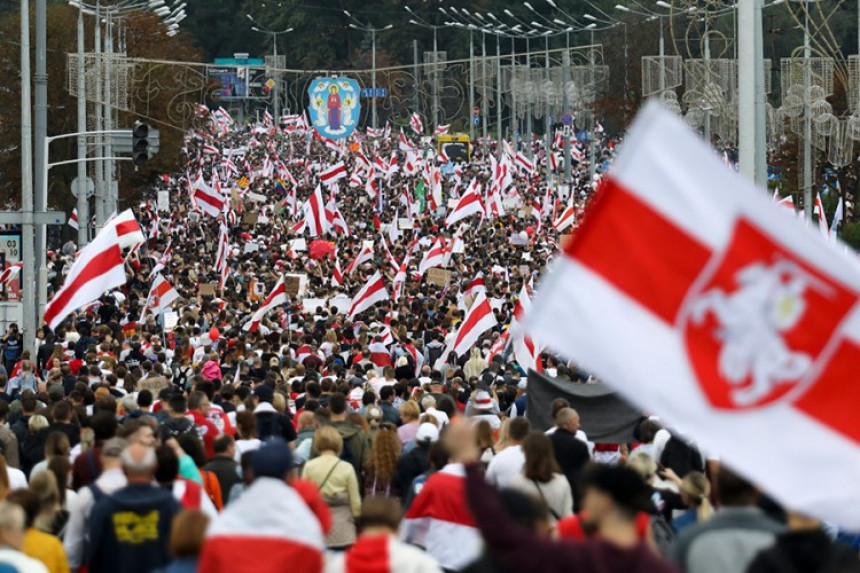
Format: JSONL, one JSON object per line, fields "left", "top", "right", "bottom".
{"left": 467, "top": 390, "right": 501, "bottom": 431}
{"left": 391, "top": 423, "right": 438, "bottom": 503}
{"left": 442, "top": 421, "right": 678, "bottom": 573}
{"left": 199, "top": 439, "right": 326, "bottom": 572}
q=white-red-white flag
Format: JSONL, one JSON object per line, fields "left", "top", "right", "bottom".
{"left": 345, "top": 243, "right": 374, "bottom": 275}
{"left": 445, "top": 183, "right": 484, "bottom": 227}
{"left": 463, "top": 272, "right": 487, "bottom": 299}
{"left": 436, "top": 124, "right": 450, "bottom": 135}
{"left": 553, "top": 204, "right": 576, "bottom": 232}
{"left": 300, "top": 186, "right": 328, "bottom": 236}
{"left": 192, "top": 176, "right": 225, "bottom": 218}
{"left": 0, "top": 263, "right": 22, "bottom": 285}
{"left": 348, "top": 271, "right": 389, "bottom": 320}
{"left": 44, "top": 212, "right": 139, "bottom": 329}
{"left": 510, "top": 283, "right": 542, "bottom": 373}
{"left": 410, "top": 112, "right": 424, "bottom": 135}
{"left": 142, "top": 274, "right": 180, "bottom": 317}
{"left": 68, "top": 209, "right": 79, "bottom": 230}
{"left": 436, "top": 291, "right": 497, "bottom": 367}
{"left": 813, "top": 192, "right": 829, "bottom": 239}
{"left": 418, "top": 238, "right": 446, "bottom": 276}
{"left": 514, "top": 152, "right": 535, "bottom": 174}
{"left": 242, "top": 275, "right": 288, "bottom": 332}
{"left": 320, "top": 162, "right": 347, "bottom": 186}
{"left": 526, "top": 101, "right": 860, "bottom": 528}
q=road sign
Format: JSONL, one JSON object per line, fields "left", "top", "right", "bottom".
{"left": 360, "top": 88, "right": 387, "bottom": 98}
{"left": 562, "top": 125, "right": 571, "bottom": 137}
{"left": 473, "top": 106, "right": 481, "bottom": 116}
{"left": 265, "top": 78, "right": 275, "bottom": 89}
{"left": 71, "top": 177, "right": 94, "bottom": 199}
{"left": 0, "top": 232, "right": 21, "bottom": 301}
{"left": 561, "top": 113, "right": 573, "bottom": 126}
{"left": 0, "top": 212, "right": 65, "bottom": 225}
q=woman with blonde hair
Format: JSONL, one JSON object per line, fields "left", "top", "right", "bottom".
{"left": 302, "top": 426, "right": 361, "bottom": 549}
{"left": 28, "top": 471, "right": 64, "bottom": 535}
{"left": 495, "top": 418, "right": 513, "bottom": 452}
{"left": 364, "top": 423, "right": 401, "bottom": 497}
{"left": 475, "top": 421, "right": 496, "bottom": 468}
{"left": 396, "top": 401, "right": 421, "bottom": 447}
{"left": 662, "top": 470, "right": 714, "bottom": 533}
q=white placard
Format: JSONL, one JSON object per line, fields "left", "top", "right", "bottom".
{"left": 289, "top": 238, "right": 307, "bottom": 251}
{"left": 362, "top": 240, "right": 375, "bottom": 251}
{"left": 247, "top": 192, "right": 267, "bottom": 202}
{"left": 329, "top": 296, "right": 352, "bottom": 315}
{"left": 302, "top": 297, "right": 327, "bottom": 312}
{"left": 163, "top": 311, "right": 179, "bottom": 330}
{"left": 243, "top": 242, "right": 259, "bottom": 254}
{"left": 157, "top": 190, "right": 170, "bottom": 212}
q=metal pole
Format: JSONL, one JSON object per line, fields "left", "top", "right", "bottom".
{"left": 512, "top": 37, "right": 517, "bottom": 146}
{"left": 588, "top": 29, "right": 596, "bottom": 185}
{"left": 496, "top": 34, "right": 502, "bottom": 154}
{"left": 104, "top": 13, "right": 114, "bottom": 218}
{"left": 372, "top": 29, "right": 377, "bottom": 129}
{"left": 469, "top": 30, "right": 475, "bottom": 140}
{"left": 273, "top": 31, "right": 280, "bottom": 120}
{"left": 432, "top": 27, "right": 438, "bottom": 133}
{"left": 76, "top": 4, "right": 88, "bottom": 247}
{"left": 623, "top": 24, "right": 629, "bottom": 123}
{"left": 659, "top": 16, "right": 665, "bottom": 93}
{"left": 34, "top": 0, "right": 47, "bottom": 328}
{"left": 803, "top": 7, "right": 812, "bottom": 219}
{"left": 526, "top": 37, "right": 532, "bottom": 156}
{"left": 753, "top": 0, "right": 767, "bottom": 186}
{"left": 93, "top": 2, "right": 104, "bottom": 231}
{"left": 481, "top": 31, "right": 488, "bottom": 151}
{"left": 21, "top": 0, "right": 36, "bottom": 352}
{"left": 545, "top": 36, "right": 551, "bottom": 178}
{"left": 703, "top": 18, "right": 711, "bottom": 144}
{"left": 413, "top": 40, "right": 420, "bottom": 116}
{"left": 738, "top": 0, "right": 757, "bottom": 182}
{"left": 563, "top": 46, "right": 571, "bottom": 185}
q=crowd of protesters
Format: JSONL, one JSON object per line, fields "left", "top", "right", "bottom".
{"left": 0, "top": 110, "right": 855, "bottom": 573}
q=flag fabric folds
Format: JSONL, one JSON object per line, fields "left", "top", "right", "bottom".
{"left": 242, "top": 276, "right": 288, "bottom": 332}
{"left": 348, "top": 271, "right": 389, "bottom": 320}
{"left": 526, "top": 101, "right": 860, "bottom": 528}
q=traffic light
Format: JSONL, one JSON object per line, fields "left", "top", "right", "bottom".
{"left": 132, "top": 123, "right": 149, "bottom": 165}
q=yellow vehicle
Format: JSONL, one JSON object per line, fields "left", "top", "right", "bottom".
{"left": 437, "top": 133, "right": 471, "bottom": 162}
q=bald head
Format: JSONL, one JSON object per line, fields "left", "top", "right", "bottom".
{"left": 556, "top": 407, "right": 580, "bottom": 433}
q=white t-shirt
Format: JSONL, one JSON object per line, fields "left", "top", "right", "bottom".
{"left": 234, "top": 438, "right": 262, "bottom": 463}
{"left": 485, "top": 445, "right": 525, "bottom": 489}
{"left": 470, "top": 413, "right": 501, "bottom": 431}
{"left": 7, "top": 467, "right": 27, "bottom": 490}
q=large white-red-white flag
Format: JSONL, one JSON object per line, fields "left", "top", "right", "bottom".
{"left": 445, "top": 183, "right": 484, "bottom": 227}
{"left": 510, "top": 283, "right": 542, "bottom": 373}
{"left": 44, "top": 210, "right": 142, "bottom": 329}
{"left": 345, "top": 243, "right": 374, "bottom": 275}
{"left": 436, "top": 291, "right": 497, "bottom": 368}
{"left": 142, "top": 274, "right": 180, "bottom": 317}
{"left": 299, "top": 186, "right": 328, "bottom": 236}
{"left": 243, "top": 276, "right": 288, "bottom": 332}
{"left": 348, "top": 271, "right": 389, "bottom": 320}
{"left": 192, "top": 175, "right": 225, "bottom": 218}
{"left": 526, "top": 101, "right": 860, "bottom": 528}
{"left": 319, "top": 161, "right": 347, "bottom": 186}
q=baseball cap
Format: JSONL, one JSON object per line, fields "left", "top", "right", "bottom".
{"left": 415, "top": 423, "right": 439, "bottom": 444}
{"left": 251, "top": 438, "right": 294, "bottom": 478}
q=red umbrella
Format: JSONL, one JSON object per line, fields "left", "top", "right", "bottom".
{"left": 309, "top": 240, "right": 335, "bottom": 260}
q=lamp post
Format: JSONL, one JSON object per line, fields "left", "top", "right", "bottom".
{"left": 345, "top": 12, "right": 392, "bottom": 129}
{"left": 247, "top": 14, "right": 293, "bottom": 120}
{"left": 406, "top": 7, "right": 446, "bottom": 133}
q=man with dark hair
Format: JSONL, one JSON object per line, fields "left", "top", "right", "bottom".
{"left": 203, "top": 434, "right": 240, "bottom": 503}
{"left": 72, "top": 412, "right": 118, "bottom": 490}
{"left": 187, "top": 391, "right": 219, "bottom": 458}
{"left": 49, "top": 400, "right": 79, "bottom": 447}
{"left": 0, "top": 401, "right": 19, "bottom": 468}
{"left": 10, "top": 394, "right": 37, "bottom": 445}
{"left": 157, "top": 394, "right": 199, "bottom": 443}
{"left": 377, "top": 386, "right": 401, "bottom": 426}
{"left": 671, "top": 467, "right": 784, "bottom": 573}
{"left": 486, "top": 417, "right": 530, "bottom": 488}
{"left": 136, "top": 389, "right": 154, "bottom": 415}
{"left": 321, "top": 392, "right": 369, "bottom": 481}
{"left": 252, "top": 385, "right": 296, "bottom": 445}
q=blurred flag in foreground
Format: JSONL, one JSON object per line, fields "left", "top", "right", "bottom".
{"left": 526, "top": 101, "right": 860, "bottom": 528}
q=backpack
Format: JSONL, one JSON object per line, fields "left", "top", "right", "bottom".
{"left": 339, "top": 437, "right": 356, "bottom": 468}
{"left": 426, "top": 344, "right": 443, "bottom": 367}
{"left": 659, "top": 436, "right": 705, "bottom": 478}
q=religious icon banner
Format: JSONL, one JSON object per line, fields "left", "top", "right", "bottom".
{"left": 307, "top": 77, "right": 361, "bottom": 140}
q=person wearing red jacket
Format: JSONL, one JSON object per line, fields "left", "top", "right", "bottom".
{"left": 188, "top": 391, "right": 220, "bottom": 459}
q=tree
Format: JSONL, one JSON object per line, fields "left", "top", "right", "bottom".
{"left": 0, "top": 5, "right": 202, "bottom": 210}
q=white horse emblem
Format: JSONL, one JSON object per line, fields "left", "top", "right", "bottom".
{"left": 689, "top": 259, "right": 825, "bottom": 406}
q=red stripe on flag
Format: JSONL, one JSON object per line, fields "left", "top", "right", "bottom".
{"left": 43, "top": 245, "right": 123, "bottom": 326}
{"left": 114, "top": 220, "right": 140, "bottom": 238}
{"left": 795, "top": 339, "right": 860, "bottom": 445}
{"left": 566, "top": 178, "right": 712, "bottom": 324}
{"left": 454, "top": 299, "right": 492, "bottom": 349}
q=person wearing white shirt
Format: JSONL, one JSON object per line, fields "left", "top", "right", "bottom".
{"left": 64, "top": 437, "right": 129, "bottom": 571}
{"left": 485, "top": 418, "right": 530, "bottom": 489}
{"left": 0, "top": 501, "right": 48, "bottom": 573}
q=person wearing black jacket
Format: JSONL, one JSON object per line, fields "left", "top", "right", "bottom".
{"left": 549, "top": 408, "right": 591, "bottom": 512}
{"left": 87, "top": 443, "right": 180, "bottom": 573}
{"left": 251, "top": 384, "right": 296, "bottom": 444}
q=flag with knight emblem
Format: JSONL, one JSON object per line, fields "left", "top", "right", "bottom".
{"left": 526, "top": 101, "right": 860, "bottom": 528}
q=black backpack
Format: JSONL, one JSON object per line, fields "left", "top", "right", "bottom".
{"left": 660, "top": 436, "right": 705, "bottom": 478}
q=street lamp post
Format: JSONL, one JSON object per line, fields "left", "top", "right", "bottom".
{"left": 247, "top": 14, "right": 293, "bottom": 120}
{"left": 345, "top": 12, "right": 392, "bottom": 129}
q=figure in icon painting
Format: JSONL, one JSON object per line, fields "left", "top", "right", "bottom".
{"left": 308, "top": 77, "right": 360, "bottom": 140}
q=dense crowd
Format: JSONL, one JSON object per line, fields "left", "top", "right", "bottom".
{"left": 0, "top": 110, "right": 856, "bottom": 573}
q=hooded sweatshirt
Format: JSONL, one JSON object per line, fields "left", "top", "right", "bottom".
{"left": 329, "top": 420, "right": 370, "bottom": 479}
{"left": 86, "top": 482, "right": 181, "bottom": 573}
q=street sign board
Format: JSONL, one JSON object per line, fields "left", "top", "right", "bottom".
{"left": 360, "top": 88, "right": 387, "bottom": 98}
{"left": 0, "top": 232, "right": 21, "bottom": 300}
{"left": 561, "top": 113, "right": 573, "bottom": 126}
{"left": 71, "top": 177, "right": 94, "bottom": 199}
{"left": 562, "top": 125, "right": 571, "bottom": 137}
